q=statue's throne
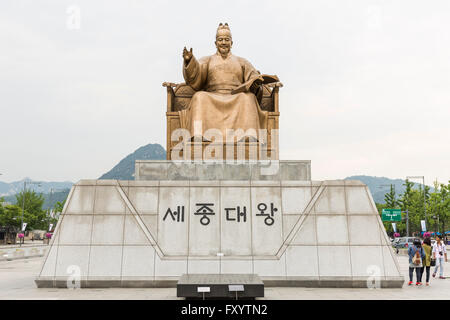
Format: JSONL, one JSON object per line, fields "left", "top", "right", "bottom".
{"left": 163, "top": 82, "right": 282, "bottom": 160}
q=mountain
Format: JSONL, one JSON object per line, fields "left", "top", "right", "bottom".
{"left": 0, "top": 143, "right": 166, "bottom": 209}
{"left": 0, "top": 179, "right": 73, "bottom": 198}
{"left": 2, "top": 144, "right": 427, "bottom": 209}
{"left": 1, "top": 180, "right": 73, "bottom": 210}
{"left": 99, "top": 143, "right": 166, "bottom": 180}
{"left": 344, "top": 175, "right": 429, "bottom": 204}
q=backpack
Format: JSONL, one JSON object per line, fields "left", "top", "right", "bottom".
{"left": 412, "top": 248, "right": 421, "bottom": 265}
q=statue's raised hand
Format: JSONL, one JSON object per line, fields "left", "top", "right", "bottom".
{"left": 183, "top": 47, "right": 193, "bottom": 64}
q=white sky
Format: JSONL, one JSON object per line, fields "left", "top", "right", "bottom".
{"left": 0, "top": 0, "right": 449, "bottom": 185}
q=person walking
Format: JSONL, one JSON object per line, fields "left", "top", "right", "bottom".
{"left": 432, "top": 236, "right": 448, "bottom": 279}
{"left": 408, "top": 238, "right": 425, "bottom": 286}
{"left": 420, "top": 237, "right": 433, "bottom": 286}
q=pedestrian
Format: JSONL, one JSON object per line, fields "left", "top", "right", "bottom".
{"left": 408, "top": 238, "right": 425, "bottom": 286}
{"left": 432, "top": 236, "right": 448, "bottom": 279}
{"left": 420, "top": 237, "right": 433, "bottom": 286}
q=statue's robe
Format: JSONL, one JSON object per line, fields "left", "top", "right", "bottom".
{"left": 179, "top": 52, "right": 267, "bottom": 142}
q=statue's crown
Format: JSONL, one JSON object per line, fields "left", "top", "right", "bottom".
{"left": 217, "top": 23, "right": 230, "bottom": 31}
{"left": 216, "top": 23, "right": 231, "bottom": 37}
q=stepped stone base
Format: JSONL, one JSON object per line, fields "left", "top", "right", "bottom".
{"left": 135, "top": 160, "right": 311, "bottom": 181}
{"left": 35, "top": 162, "right": 404, "bottom": 289}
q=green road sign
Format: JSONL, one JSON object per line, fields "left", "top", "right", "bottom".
{"left": 382, "top": 209, "right": 402, "bottom": 221}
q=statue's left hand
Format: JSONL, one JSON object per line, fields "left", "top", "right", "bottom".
{"left": 250, "top": 79, "right": 262, "bottom": 94}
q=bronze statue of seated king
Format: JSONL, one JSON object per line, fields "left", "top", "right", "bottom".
{"left": 163, "top": 23, "right": 282, "bottom": 160}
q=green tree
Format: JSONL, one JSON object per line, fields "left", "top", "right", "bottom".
{"left": 380, "top": 179, "right": 450, "bottom": 238}
{"left": 0, "top": 203, "right": 21, "bottom": 231}
{"left": 53, "top": 200, "right": 66, "bottom": 214}
{"left": 409, "top": 189, "right": 424, "bottom": 235}
{"left": 15, "top": 190, "right": 46, "bottom": 230}
{"left": 384, "top": 185, "right": 399, "bottom": 208}
{"left": 429, "top": 181, "right": 450, "bottom": 234}
{"left": 398, "top": 179, "right": 414, "bottom": 235}
{"left": 440, "top": 182, "right": 450, "bottom": 233}
{"left": 0, "top": 200, "right": 22, "bottom": 244}
{"left": 427, "top": 181, "right": 441, "bottom": 233}
{"left": 399, "top": 180, "right": 414, "bottom": 212}
{"left": 15, "top": 190, "right": 45, "bottom": 214}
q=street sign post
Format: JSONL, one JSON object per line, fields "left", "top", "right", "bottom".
{"left": 382, "top": 209, "right": 402, "bottom": 221}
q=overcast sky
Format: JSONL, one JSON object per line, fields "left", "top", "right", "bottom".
{"left": 0, "top": 0, "right": 449, "bottom": 185}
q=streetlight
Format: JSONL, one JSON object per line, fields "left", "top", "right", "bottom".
{"left": 20, "top": 179, "right": 41, "bottom": 246}
{"left": 406, "top": 175, "right": 427, "bottom": 222}
{"left": 402, "top": 209, "right": 410, "bottom": 237}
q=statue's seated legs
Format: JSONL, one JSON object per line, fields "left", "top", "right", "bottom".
{"left": 183, "top": 91, "right": 267, "bottom": 143}
{"left": 164, "top": 81, "right": 281, "bottom": 161}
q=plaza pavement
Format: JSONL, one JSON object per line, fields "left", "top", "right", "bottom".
{"left": 0, "top": 249, "right": 448, "bottom": 300}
